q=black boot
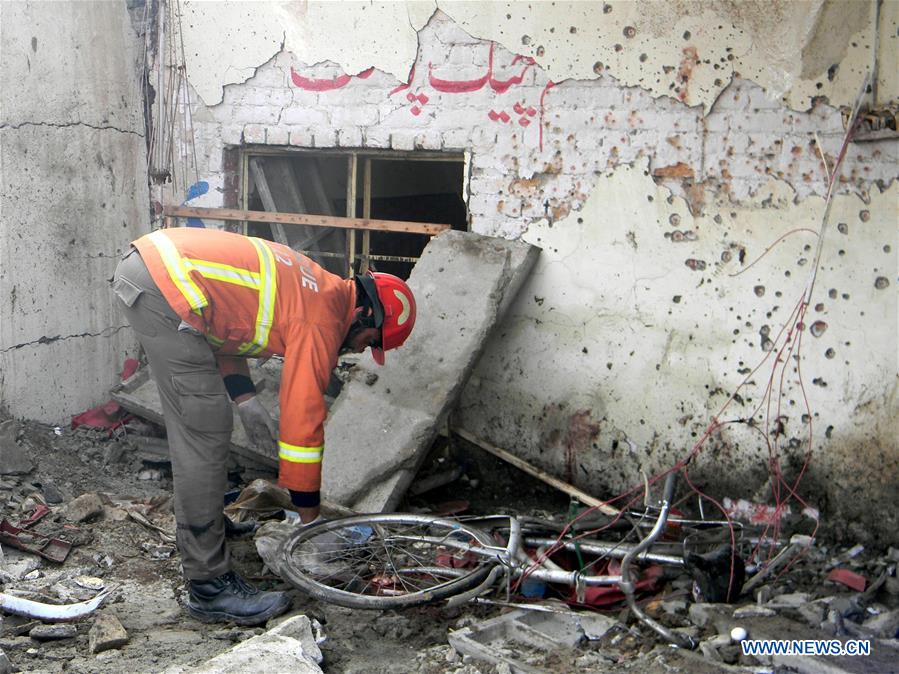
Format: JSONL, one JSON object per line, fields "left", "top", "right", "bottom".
{"left": 187, "top": 571, "right": 291, "bottom": 626}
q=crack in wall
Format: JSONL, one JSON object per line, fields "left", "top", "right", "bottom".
{"left": 0, "top": 121, "right": 143, "bottom": 137}
{"left": 1, "top": 325, "right": 128, "bottom": 353}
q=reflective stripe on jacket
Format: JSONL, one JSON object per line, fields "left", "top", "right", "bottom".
{"left": 133, "top": 227, "right": 356, "bottom": 492}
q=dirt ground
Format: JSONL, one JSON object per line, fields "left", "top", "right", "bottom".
{"left": 1, "top": 418, "right": 895, "bottom": 673}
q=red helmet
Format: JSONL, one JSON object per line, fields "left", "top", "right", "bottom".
{"left": 366, "top": 271, "right": 416, "bottom": 365}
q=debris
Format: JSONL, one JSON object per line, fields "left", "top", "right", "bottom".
{"left": 448, "top": 608, "right": 604, "bottom": 673}
{"left": 127, "top": 510, "right": 175, "bottom": 544}
{"left": 89, "top": 612, "right": 129, "bottom": 653}
{"left": 70, "top": 400, "right": 131, "bottom": 434}
{"left": 764, "top": 591, "right": 810, "bottom": 609}
{"left": 0, "top": 587, "right": 113, "bottom": 621}
{"left": 74, "top": 576, "right": 106, "bottom": 592}
{"left": 684, "top": 545, "right": 745, "bottom": 603}
{"left": 863, "top": 608, "right": 899, "bottom": 639}
{"left": 29, "top": 623, "right": 77, "bottom": 641}
{"left": 733, "top": 605, "right": 776, "bottom": 619}
{"left": 742, "top": 534, "right": 814, "bottom": 593}
{"left": 60, "top": 492, "right": 104, "bottom": 523}
{"left": 0, "top": 519, "right": 71, "bottom": 563}
{"left": 161, "top": 614, "right": 323, "bottom": 673}
{"left": 0, "top": 649, "right": 10, "bottom": 674}
{"left": 826, "top": 568, "right": 866, "bottom": 592}
{"left": 408, "top": 464, "right": 465, "bottom": 496}
{"left": 0, "top": 420, "right": 34, "bottom": 475}
{"left": 223, "top": 479, "right": 294, "bottom": 523}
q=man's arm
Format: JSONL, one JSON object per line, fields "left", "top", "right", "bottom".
{"left": 278, "top": 327, "right": 339, "bottom": 524}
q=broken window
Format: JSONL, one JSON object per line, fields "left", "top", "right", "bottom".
{"left": 243, "top": 150, "right": 468, "bottom": 279}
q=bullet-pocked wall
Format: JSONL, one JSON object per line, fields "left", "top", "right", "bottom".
{"left": 172, "top": 1, "right": 898, "bottom": 543}
{"left": 0, "top": 1, "right": 149, "bottom": 421}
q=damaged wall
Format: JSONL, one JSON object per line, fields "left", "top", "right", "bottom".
{"left": 164, "top": 3, "right": 896, "bottom": 540}
{"left": 0, "top": 1, "right": 149, "bottom": 421}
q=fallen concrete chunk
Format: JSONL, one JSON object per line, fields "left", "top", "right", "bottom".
{"left": 60, "top": 493, "right": 104, "bottom": 523}
{"left": 0, "top": 420, "right": 33, "bottom": 475}
{"left": 322, "top": 230, "right": 539, "bottom": 512}
{"left": 89, "top": 612, "right": 129, "bottom": 653}
{"left": 161, "top": 615, "right": 323, "bottom": 674}
{"left": 448, "top": 608, "right": 599, "bottom": 673}
{"left": 29, "top": 623, "right": 77, "bottom": 641}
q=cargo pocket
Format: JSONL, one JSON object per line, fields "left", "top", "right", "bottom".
{"left": 113, "top": 276, "right": 143, "bottom": 308}
{"left": 171, "top": 372, "right": 234, "bottom": 434}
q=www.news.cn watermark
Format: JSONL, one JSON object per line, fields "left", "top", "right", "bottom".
{"left": 741, "top": 639, "right": 871, "bottom": 657}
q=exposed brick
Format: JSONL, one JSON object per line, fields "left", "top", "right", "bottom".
{"left": 280, "top": 107, "right": 330, "bottom": 126}
{"left": 265, "top": 126, "right": 289, "bottom": 145}
{"left": 288, "top": 127, "right": 313, "bottom": 147}
{"left": 330, "top": 106, "right": 379, "bottom": 127}
{"left": 390, "top": 131, "right": 417, "bottom": 151}
{"left": 242, "top": 124, "right": 266, "bottom": 144}
{"left": 337, "top": 127, "right": 363, "bottom": 147}
{"left": 442, "top": 128, "right": 472, "bottom": 149}
{"left": 362, "top": 127, "right": 391, "bottom": 148}
{"left": 313, "top": 130, "right": 337, "bottom": 147}
{"left": 231, "top": 105, "right": 280, "bottom": 125}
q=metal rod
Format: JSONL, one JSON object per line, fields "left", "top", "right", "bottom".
{"left": 620, "top": 473, "right": 696, "bottom": 650}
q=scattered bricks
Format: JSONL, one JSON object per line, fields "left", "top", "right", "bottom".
{"left": 242, "top": 125, "right": 266, "bottom": 144}
{"left": 827, "top": 568, "right": 866, "bottom": 592}
{"left": 89, "top": 612, "right": 129, "bottom": 654}
{"left": 60, "top": 492, "right": 104, "bottom": 522}
{"left": 265, "top": 126, "right": 289, "bottom": 146}
{"left": 29, "top": 624, "right": 77, "bottom": 641}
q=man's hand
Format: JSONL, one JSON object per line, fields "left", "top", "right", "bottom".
{"left": 236, "top": 395, "right": 277, "bottom": 450}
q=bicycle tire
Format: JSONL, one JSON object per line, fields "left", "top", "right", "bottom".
{"left": 278, "top": 513, "right": 498, "bottom": 610}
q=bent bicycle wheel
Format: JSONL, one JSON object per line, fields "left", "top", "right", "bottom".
{"left": 278, "top": 514, "right": 497, "bottom": 610}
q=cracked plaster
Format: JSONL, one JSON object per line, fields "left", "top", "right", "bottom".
{"left": 181, "top": 0, "right": 897, "bottom": 111}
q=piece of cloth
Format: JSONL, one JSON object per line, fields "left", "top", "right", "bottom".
{"left": 114, "top": 248, "right": 232, "bottom": 580}
{"left": 132, "top": 227, "right": 357, "bottom": 493}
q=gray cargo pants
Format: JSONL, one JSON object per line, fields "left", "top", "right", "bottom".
{"left": 113, "top": 248, "right": 231, "bottom": 581}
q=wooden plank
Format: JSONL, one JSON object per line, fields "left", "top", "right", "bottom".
{"left": 451, "top": 427, "right": 621, "bottom": 516}
{"left": 163, "top": 205, "right": 450, "bottom": 236}
{"left": 248, "top": 158, "right": 290, "bottom": 245}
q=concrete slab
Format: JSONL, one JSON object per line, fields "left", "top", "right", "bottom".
{"left": 112, "top": 361, "right": 281, "bottom": 472}
{"left": 321, "top": 230, "right": 538, "bottom": 512}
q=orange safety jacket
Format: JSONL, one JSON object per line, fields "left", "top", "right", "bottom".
{"left": 133, "top": 227, "right": 357, "bottom": 493}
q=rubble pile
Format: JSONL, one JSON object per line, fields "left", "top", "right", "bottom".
{"left": 1, "top": 415, "right": 897, "bottom": 673}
